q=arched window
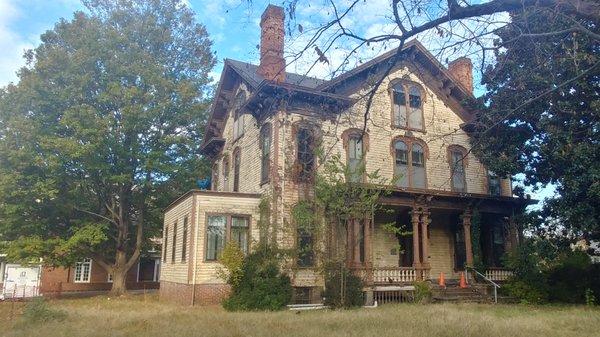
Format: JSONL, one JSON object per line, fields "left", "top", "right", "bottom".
{"left": 260, "top": 124, "right": 272, "bottom": 183}
{"left": 233, "top": 91, "right": 246, "bottom": 140}
{"left": 222, "top": 155, "right": 230, "bottom": 192}
{"left": 343, "top": 129, "right": 368, "bottom": 183}
{"left": 394, "top": 140, "right": 409, "bottom": 187}
{"left": 393, "top": 138, "right": 427, "bottom": 188}
{"left": 391, "top": 82, "right": 424, "bottom": 130}
{"left": 448, "top": 145, "right": 467, "bottom": 192}
{"left": 297, "top": 126, "right": 315, "bottom": 182}
{"left": 412, "top": 143, "right": 426, "bottom": 188}
{"left": 232, "top": 148, "right": 241, "bottom": 192}
{"left": 212, "top": 162, "right": 219, "bottom": 191}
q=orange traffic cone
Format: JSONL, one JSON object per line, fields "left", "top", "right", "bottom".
{"left": 459, "top": 272, "right": 468, "bottom": 288}
{"left": 438, "top": 272, "right": 446, "bottom": 288}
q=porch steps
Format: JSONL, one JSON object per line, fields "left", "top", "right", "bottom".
{"left": 432, "top": 283, "right": 493, "bottom": 303}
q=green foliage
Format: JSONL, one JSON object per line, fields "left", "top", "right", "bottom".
{"left": 223, "top": 248, "right": 293, "bottom": 311}
{"left": 413, "top": 281, "right": 432, "bottom": 304}
{"left": 0, "top": 0, "right": 215, "bottom": 291}
{"left": 323, "top": 263, "right": 364, "bottom": 308}
{"left": 472, "top": 9, "right": 600, "bottom": 239}
{"left": 470, "top": 210, "right": 485, "bottom": 271}
{"left": 504, "top": 239, "right": 600, "bottom": 304}
{"left": 585, "top": 289, "right": 596, "bottom": 306}
{"left": 217, "top": 242, "right": 245, "bottom": 287}
{"left": 21, "top": 298, "right": 66, "bottom": 323}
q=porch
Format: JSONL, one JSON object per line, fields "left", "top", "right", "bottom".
{"left": 347, "top": 190, "right": 528, "bottom": 286}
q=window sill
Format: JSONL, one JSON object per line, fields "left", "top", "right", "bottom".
{"left": 391, "top": 125, "right": 426, "bottom": 133}
{"left": 259, "top": 179, "right": 270, "bottom": 187}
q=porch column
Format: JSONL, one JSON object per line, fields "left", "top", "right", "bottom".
{"left": 364, "top": 217, "right": 372, "bottom": 268}
{"left": 411, "top": 210, "right": 421, "bottom": 269}
{"left": 420, "top": 210, "right": 431, "bottom": 269}
{"left": 353, "top": 218, "right": 361, "bottom": 267}
{"left": 461, "top": 210, "right": 474, "bottom": 267}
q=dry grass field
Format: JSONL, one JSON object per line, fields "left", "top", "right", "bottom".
{"left": 1, "top": 293, "right": 599, "bottom": 337}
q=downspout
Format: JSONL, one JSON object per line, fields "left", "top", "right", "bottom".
{"left": 190, "top": 194, "right": 199, "bottom": 306}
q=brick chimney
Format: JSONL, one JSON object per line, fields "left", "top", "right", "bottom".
{"left": 448, "top": 57, "right": 473, "bottom": 93}
{"left": 257, "top": 5, "right": 286, "bottom": 83}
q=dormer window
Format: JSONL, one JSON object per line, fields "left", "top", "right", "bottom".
{"left": 392, "top": 82, "right": 424, "bottom": 130}
{"left": 233, "top": 91, "right": 246, "bottom": 140}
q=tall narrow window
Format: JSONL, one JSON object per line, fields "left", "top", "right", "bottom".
{"left": 297, "top": 127, "right": 315, "bottom": 182}
{"left": 393, "top": 139, "right": 427, "bottom": 189}
{"left": 181, "top": 216, "right": 188, "bottom": 262}
{"left": 408, "top": 85, "right": 423, "bottom": 129}
{"left": 449, "top": 146, "right": 467, "bottom": 192}
{"left": 260, "top": 125, "right": 272, "bottom": 183}
{"left": 206, "top": 215, "right": 226, "bottom": 261}
{"left": 347, "top": 134, "right": 364, "bottom": 183}
{"left": 222, "top": 156, "right": 230, "bottom": 192}
{"left": 297, "top": 228, "right": 314, "bottom": 267}
{"left": 392, "top": 84, "right": 407, "bottom": 127}
{"left": 233, "top": 149, "right": 241, "bottom": 192}
{"left": 163, "top": 226, "right": 168, "bottom": 262}
{"left": 231, "top": 216, "right": 249, "bottom": 255}
{"left": 171, "top": 221, "right": 177, "bottom": 263}
{"left": 392, "top": 82, "right": 424, "bottom": 130}
{"left": 212, "top": 163, "right": 219, "bottom": 191}
{"left": 394, "top": 140, "right": 409, "bottom": 187}
{"left": 74, "top": 259, "right": 92, "bottom": 283}
{"left": 233, "top": 91, "right": 246, "bottom": 140}
{"left": 412, "top": 143, "right": 426, "bottom": 188}
{"left": 488, "top": 171, "right": 501, "bottom": 196}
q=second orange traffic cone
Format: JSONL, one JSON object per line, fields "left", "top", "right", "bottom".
{"left": 438, "top": 272, "right": 446, "bottom": 288}
{"left": 459, "top": 272, "right": 468, "bottom": 288}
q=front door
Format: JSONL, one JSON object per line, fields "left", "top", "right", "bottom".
{"left": 454, "top": 226, "right": 466, "bottom": 270}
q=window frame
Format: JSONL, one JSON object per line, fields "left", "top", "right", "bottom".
{"left": 447, "top": 145, "right": 469, "bottom": 193}
{"left": 260, "top": 123, "right": 272, "bottom": 184}
{"left": 171, "top": 221, "right": 177, "bottom": 263}
{"left": 181, "top": 216, "right": 188, "bottom": 262}
{"left": 391, "top": 136, "right": 429, "bottom": 189}
{"left": 163, "top": 225, "right": 169, "bottom": 262}
{"left": 342, "top": 128, "right": 369, "bottom": 183}
{"left": 295, "top": 124, "right": 318, "bottom": 183}
{"left": 232, "top": 91, "right": 247, "bottom": 141}
{"left": 389, "top": 80, "right": 425, "bottom": 132}
{"left": 204, "top": 213, "right": 252, "bottom": 262}
{"left": 487, "top": 170, "right": 502, "bottom": 196}
{"left": 232, "top": 147, "right": 241, "bottom": 192}
{"left": 74, "top": 259, "right": 92, "bottom": 283}
{"left": 211, "top": 162, "right": 219, "bottom": 191}
{"left": 222, "top": 155, "right": 230, "bottom": 192}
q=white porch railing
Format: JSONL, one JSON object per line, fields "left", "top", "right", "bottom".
{"left": 484, "top": 268, "right": 514, "bottom": 281}
{"left": 352, "top": 267, "right": 430, "bottom": 284}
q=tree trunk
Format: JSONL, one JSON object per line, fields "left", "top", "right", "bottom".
{"left": 109, "top": 250, "right": 130, "bottom": 296}
{"left": 110, "top": 267, "right": 128, "bottom": 296}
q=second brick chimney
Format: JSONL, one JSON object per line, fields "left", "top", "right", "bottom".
{"left": 257, "top": 5, "right": 286, "bottom": 83}
{"left": 448, "top": 57, "right": 473, "bottom": 93}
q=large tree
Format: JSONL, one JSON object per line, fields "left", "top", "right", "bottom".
{"left": 472, "top": 9, "right": 599, "bottom": 239}
{"left": 0, "top": 0, "right": 215, "bottom": 294}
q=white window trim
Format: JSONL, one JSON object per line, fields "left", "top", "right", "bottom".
{"left": 74, "top": 259, "right": 92, "bottom": 283}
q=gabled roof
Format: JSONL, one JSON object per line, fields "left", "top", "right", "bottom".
{"left": 227, "top": 59, "right": 325, "bottom": 89}
{"left": 201, "top": 39, "right": 476, "bottom": 157}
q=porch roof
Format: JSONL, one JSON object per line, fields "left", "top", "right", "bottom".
{"left": 378, "top": 187, "right": 536, "bottom": 215}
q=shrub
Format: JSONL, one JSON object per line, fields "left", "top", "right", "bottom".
{"left": 21, "top": 298, "right": 66, "bottom": 323}
{"left": 222, "top": 248, "right": 293, "bottom": 311}
{"left": 323, "top": 263, "right": 364, "bottom": 308}
{"left": 413, "top": 281, "right": 432, "bottom": 304}
{"left": 503, "top": 280, "right": 549, "bottom": 304}
{"left": 217, "top": 242, "right": 245, "bottom": 287}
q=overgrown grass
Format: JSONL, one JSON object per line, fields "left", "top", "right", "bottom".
{"left": 1, "top": 293, "right": 599, "bottom": 337}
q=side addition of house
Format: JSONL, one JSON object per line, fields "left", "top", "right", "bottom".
{"left": 159, "top": 5, "right": 533, "bottom": 305}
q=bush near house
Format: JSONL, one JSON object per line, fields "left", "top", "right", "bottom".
{"left": 503, "top": 239, "right": 600, "bottom": 304}
{"left": 222, "top": 248, "right": 293, "bottom": 311}
{"left": 323, "top": 263, "right": 364, "bottom": 308}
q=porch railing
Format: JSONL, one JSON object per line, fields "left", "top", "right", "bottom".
{"left": 352, "top": 267, "right": 430, "bottom": 285}
{"left": 484, "top": 268, "right": 514, "bottom": 282}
